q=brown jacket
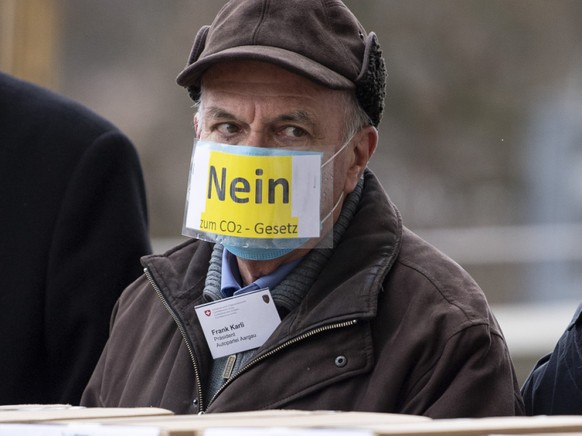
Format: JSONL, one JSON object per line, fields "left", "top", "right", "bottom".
{"left": 82, "top": 171, "right": 525, "bottom": 417}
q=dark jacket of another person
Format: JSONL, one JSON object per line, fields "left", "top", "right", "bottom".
{"left": 0, "top": 72, "right": 151, "bottom": 405}
{"left": 522, "top": 303, "right": 582, "bottom": 415}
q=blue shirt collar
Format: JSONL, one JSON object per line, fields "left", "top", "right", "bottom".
{"left": 221, "top": 249, "right": 302, "bottom": 297}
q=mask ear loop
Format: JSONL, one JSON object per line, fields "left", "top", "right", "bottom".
{"left": 321, "top": 134, "right": 355, "bottom": 169}
{"left": 320, "top": 191, "right": 345, "bottom": 226}
{"left": 319, "top": 134, "right": 354, "bottom": 233}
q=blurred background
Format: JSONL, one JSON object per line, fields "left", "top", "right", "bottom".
{"left": 2, "top": 0, "right": 581, "bottom": 384}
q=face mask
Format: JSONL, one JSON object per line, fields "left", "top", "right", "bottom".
{"left": 223, "top": 190, "right": 345, "bottom": 260}
{"left": 182, "top": 138, "right": 350, "bottom": 260}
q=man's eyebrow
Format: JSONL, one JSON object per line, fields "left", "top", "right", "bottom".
{"left": 204, "top": 107, "right": 236, "bottom": 120}
{"left": 204, "top": 108, "right": 317, "bottom": 127}
{"left": 273, "top": 111, "right": 316, "bottom": 128}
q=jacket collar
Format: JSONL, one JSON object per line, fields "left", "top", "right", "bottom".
{"left": 287, "top": 169, "right": 402, "bottom": 330}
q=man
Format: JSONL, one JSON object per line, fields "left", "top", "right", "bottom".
{"left": 0, "top": 71, "right": 151, "bottom": 405}
{"left": 521, "top": 302, "right": 582, "bottom": 414}
{"left": 81, "top": 0, "right": 524, "bottom": 417}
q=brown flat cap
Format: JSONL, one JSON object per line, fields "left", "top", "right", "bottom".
{"left": 177, "top": 0, "right": 386, "bottom": 126}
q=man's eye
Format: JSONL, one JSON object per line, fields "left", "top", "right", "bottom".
{"left": 281, "top": 126, "right": 307, "bottom": 138}
{"left": 215, "top": 123, "right": 240, "bottom": 136}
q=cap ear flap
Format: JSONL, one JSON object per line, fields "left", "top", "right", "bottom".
{"left": 182, "top": 25, "right": 210, "bottom": 102}
{"left": 355, "top": 32, "right": 387, "bottom": 127}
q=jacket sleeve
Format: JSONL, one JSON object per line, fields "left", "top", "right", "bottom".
{"left": 44, "top": 130, "right": 151, "bottom": 405}
{"left": 521, "top": 303, "right": 582, "bottom": 415}
{"left": 406, "top": 323, "right": 525, "bottom": 418}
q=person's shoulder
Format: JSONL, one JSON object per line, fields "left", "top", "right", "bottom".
{"left": 141, "top": 239, "right": 215, "bottom": 292}
{"left": 564, "top": 302, "right": 582, "bottom": 332}
{"left": 145, "top": 237, "right": 207, "bottom": 263}
{"left": 108, "top": 239, "right": 213, "bottom": 331}
{"left": 392, "top": 226, "right": 490, "bottom": 324}
{"left": 0, "top": 71, "right": 119, "bottom": 137}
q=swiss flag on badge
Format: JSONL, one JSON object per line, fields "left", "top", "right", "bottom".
{"left": 204, "top": 309, "right": 212, "bottom": 317}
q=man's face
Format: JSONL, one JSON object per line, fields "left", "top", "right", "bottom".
{"left": 197, "top": 60, "right": 355, "bottom": 204}
{"left": 197, "top": 60, "right": 347, "bottom": 148}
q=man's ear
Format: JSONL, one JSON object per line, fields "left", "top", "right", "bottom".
{"left": 194, "top": 113, "right": 201, "bottom": 138}
{"left": 344, "top": 126, "right": 378, "bottom": 193}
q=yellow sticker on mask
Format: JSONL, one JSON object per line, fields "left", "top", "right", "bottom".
{"left": 184, "top": 141, "right": 322, "bottom": 240}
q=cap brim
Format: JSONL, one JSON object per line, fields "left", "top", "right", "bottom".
{"left": 176, "top": 45, "right": 355, "bottom": 90}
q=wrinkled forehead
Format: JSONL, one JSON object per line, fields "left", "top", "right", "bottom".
{"left": 197, "top": 60, "right": 353, "bottom": 144}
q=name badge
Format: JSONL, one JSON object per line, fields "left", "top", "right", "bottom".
{"left": 195, "top": 288, "right": 281, "bottom": 359}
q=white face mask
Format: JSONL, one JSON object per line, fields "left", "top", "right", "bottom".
{"left": 182, "top": 138, "right": 351, "bottom": 260}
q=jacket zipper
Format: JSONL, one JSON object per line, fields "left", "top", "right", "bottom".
{"left": 144, "top": 267, "right": 205, "bottom": 412}
{"left": 207, "top": 319, "right": 358, "bottom": 409}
